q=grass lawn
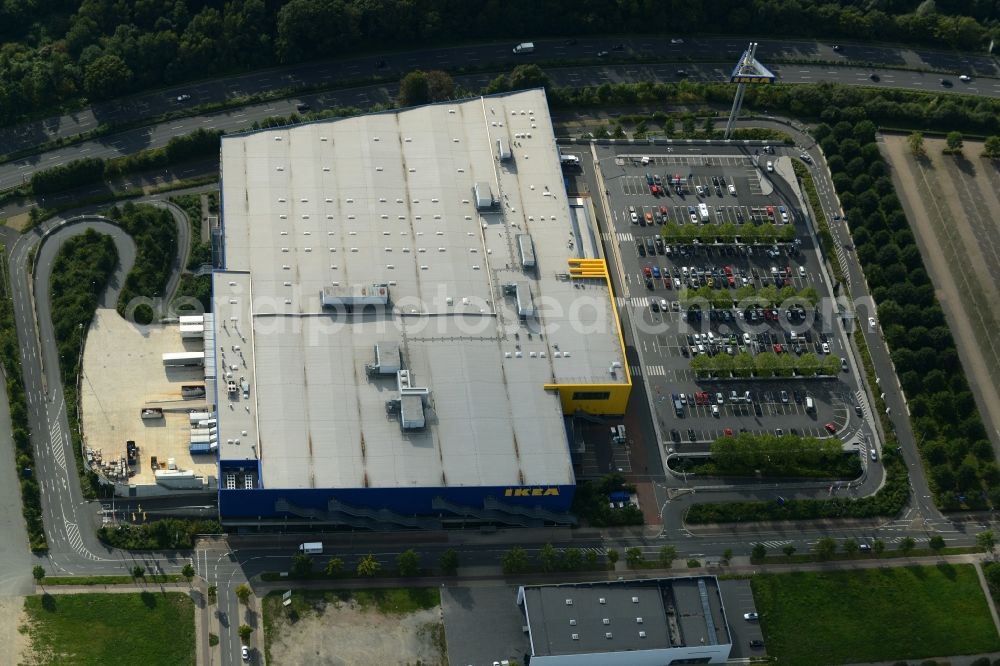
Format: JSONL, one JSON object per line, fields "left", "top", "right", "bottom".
{"left": 22, "top": 592, "right": 195, "bottom": 666}
{"left": 752, "top": 564, "right": 1000, "bottom": 665}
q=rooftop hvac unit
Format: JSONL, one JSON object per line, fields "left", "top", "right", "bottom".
{"left": 400, "top": 395, "right": 425, "bottom": 430}
{"left": 516, "top": 234, "right": 536, "bottom": 269}
{"left": 473, "top": 181, "right": 494, "bottom": 210}
{"left": 496, "top": 138, "right": 512, "bottom": 161}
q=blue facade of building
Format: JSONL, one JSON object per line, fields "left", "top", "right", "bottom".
{"left": 217, "top": 461, "right": 574, "bottom": 524}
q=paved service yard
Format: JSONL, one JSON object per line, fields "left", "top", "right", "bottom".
{"left": 720, "top": 579, "right": 766, "bottom": 657}
{"left": 584, "top": 144, "right": 875, "bottom": 466}
{"left": 80, "top": 310, "right": 216, "bottom": 486}
{"left": 441, "top": 585, "right": 530, "bottom": 666}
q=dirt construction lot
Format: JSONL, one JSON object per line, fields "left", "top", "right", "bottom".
{"left": 264, "top": 588, "right": 446, "bottom": 666}
{"left": 880, "top": 135, "right": 1000, "bottom": 452}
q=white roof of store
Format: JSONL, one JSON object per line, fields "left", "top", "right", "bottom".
{"left": 215, "top": 89, "right": 625, "bottom": 489}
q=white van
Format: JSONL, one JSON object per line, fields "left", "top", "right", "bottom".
{"left": 513, "top": 42, "right": 535, "bottom": 54}
{"left": 805, "top": 397, "right": 815, "bottom": 413}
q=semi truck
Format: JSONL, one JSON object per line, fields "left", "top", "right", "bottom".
{"left": 512, "top": 42, "right": 534, "bottom": 54}
{"left": 299, "top": 542, "right": 323, "bottom": 554}
{"left": 189, "top": 441, "right": 218, "bottom": 455}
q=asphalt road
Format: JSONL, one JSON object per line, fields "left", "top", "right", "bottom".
{"left": 1, "top": 40, "right": 999, "bottom": 194}
{"left": 2, "top": 33, "right": 997, "bottom": 158}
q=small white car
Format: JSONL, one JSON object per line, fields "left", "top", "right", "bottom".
{"left": 728, "top": 184, "right": 736, "bottom": 195}
{"left": 868, "top": 316, "right": 877, "bottom": 329}
{"left": 242, "top": 645, "right": 250, "bottom": 661}
{"left": 959, "top": 74, "right": 972, "bottom": 82}
{"left": 822, "top": 342, "right": 831, "bottom": 354}
{"left": 766, "top": 161, "right": 774, "bottom": 172}
{"left": 799, "top": 266, "right": 806, "bottom": 277}
{"left": 670, "top": 38, "right": 684, "bottom": 44}
{"left": 744, "top": 612, "right": 759, "bottom": 621}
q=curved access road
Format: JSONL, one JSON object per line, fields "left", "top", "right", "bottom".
{"left": 5, "top": 201, "right": 191, "bottom": 574}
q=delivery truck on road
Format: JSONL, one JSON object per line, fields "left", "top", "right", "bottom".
{"left": 513, "top": 42, "right": 534, "bottom": 54}
{"left": 299, "top": 542, "right": 323, "bottom": 554}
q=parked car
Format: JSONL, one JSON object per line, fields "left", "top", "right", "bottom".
{"left": 744, "top": 612, "right": 759, "bottom": 621}
{"left": 825, "top": 423, "right": 837, "bottom": 434}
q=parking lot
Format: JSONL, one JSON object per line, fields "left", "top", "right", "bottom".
{"left": 583, "top": 144, "right": 876, "bottom": 465}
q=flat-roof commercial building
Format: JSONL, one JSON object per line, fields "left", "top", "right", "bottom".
{"left": 518, "top": 577, "right": 733, "bottom": 665}
{"left": 213, "top": 89, "right": 629, "bottom": 527}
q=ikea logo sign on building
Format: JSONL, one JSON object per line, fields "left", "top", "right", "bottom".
{"left": 505, "top": 487, "right": 561, "bottom": 497}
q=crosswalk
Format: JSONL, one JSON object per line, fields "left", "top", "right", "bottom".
{"left": 757, "top": 540, "right": 792, "bottom": 549}
{"left": 618, "top": 296, "right": 650, "bottom": 308}
{"left": 628, "top": 364, "right": 665, "bottom": 377}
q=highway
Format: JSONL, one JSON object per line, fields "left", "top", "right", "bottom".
{"left": 1, "top": 34, "right": 997, "bottom": 158}
{"left": 1, "top": 37, "right": 999, "bottom": 195}
{"left": 1, "top": 34, "right": 998, "bottom": 665}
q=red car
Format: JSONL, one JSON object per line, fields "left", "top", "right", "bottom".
{"left": 659, "top": 205, "right": 668, "bottom": 216}
{"left": 773, "top": 343, "right": 783, "bottom": 354}
{"left": 724, "top": 265, "right": 733, "bottom": 276}
{"left": 766, "top": 205, "right": 775, "bottom": 218}
{"left": 727, "top": 275, "right": 736, "bottom": 287}
{"left": 723, "top": 428, "right": 734, "bottom": 436}
{"left": 650, "top": 185, "right": 660, "bottom": 195}
{"left": 825, "top": 423, "right": 837, "bottom": 434}
{"left": 643, "top": 265, "right": 652, "bottom": 278}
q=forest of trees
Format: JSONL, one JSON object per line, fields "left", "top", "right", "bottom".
{"left": 814, "top": 118, "right": 999, "bottom": 510}
{"left": 1, "top": 0, "right": 998, "bottom": 124}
